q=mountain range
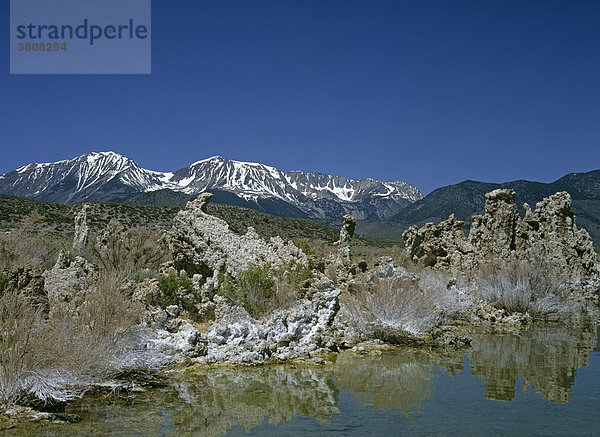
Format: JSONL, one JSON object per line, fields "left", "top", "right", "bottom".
{"left": 0, "top": 152, "right": 422, "bottom": 221}
{"left": 2, "top": 151, "right": 599, "bottom": 243}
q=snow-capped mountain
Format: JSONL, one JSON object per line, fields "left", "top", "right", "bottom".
{"left": 0, "top": 151, "right": 423, "bottom": 220}
{"left": 0, "top": 152, "right": 169, "bottom": 204}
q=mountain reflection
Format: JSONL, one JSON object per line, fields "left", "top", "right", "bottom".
{"left": 468, "top": 321, "right": 598, "bottom": 403}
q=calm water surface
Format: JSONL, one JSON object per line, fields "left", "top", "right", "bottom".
{"left": 6, "top": 322, "right": 600, "bottom": 436}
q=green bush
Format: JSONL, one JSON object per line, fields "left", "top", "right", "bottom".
{"left": 284, "top": 261, "right": 313, "bottom": 285}
{"left": 221, "top": 265, "right": 275, "bottom": 318}
{"left": 0, "top": 273, "right": 8, "bottom": 293}
{"left": 158, "top": 271, "right": 193, "bottom": 307}
{"left": 291, "top": 238, "right": 315, "bottom": 257}
{"left": 220, "top": 262, "right": 315, "bottom": 316}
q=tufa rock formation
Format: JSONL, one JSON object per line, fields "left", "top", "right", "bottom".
{"left": 201, "top": 278, "right": 341, "bottom": 365}
{"left": 165, "top": 193, "right": 344, "bottom": 364}
{"left": 43, "top": 250, "right": 96, "bottom": 314}
{"left": 403, "top": 189, "right": 599, "bottom": 283}
{"left": 334, "top": 214, "right": 356, "bottom": 262}
{"left": 170, "top": 193, "right": 307, "bottom": 283}
{"left": 72, "top": 204, "right": 90, "bottom": 251}
{"left": 0, "top": 268, "right": 46, "bottom": 310}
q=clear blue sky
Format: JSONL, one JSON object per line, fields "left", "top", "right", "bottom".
{"left": 1, "top": 1, "right": 599, "bottom": 194}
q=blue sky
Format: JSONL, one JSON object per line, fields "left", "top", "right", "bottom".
{"left": 1, "top": 0, "right": 599, "bottom": 194}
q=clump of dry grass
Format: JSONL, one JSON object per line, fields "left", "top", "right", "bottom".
{"left": 273, "top": 261, "right": 313, "bottom": 309}
{"left": 0, "top": 291, "right": 47, "bottom": 407}
{"left": 0, "top": 216, "right": 160, "bottom": 409}
{"left": 386, "top": 245, "right": 581, "bottom": 322}
{"left": 417, "top": 269, "right": 472, "bottom": 320}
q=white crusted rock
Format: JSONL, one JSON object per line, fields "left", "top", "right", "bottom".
{"left": 170, "top": 193, "right": 308, "bottom": 284}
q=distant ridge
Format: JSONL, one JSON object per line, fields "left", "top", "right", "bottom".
{"left": 391, "top": 170, "right": 600, "bottom": 243}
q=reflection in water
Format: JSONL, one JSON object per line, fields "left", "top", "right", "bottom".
{"left": 6, "top": 321, "right": 599, "bottom": 436}
{"left": 165, "top": 366, "right": 339, "bottom": 436}
{"left": 136, "top": 349, "right": 466, "bottom": 434}
{"left": 42, "top": 365, "right": 339, "bottom": 437}
{"left": 333, "top": 349, "right": 463, "bottom": 415}
{"left": 469, "top": 321, "right": 598, "bottom": 403}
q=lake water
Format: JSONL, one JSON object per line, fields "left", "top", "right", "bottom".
{"left": 5, "top": 321, "right": 600, "bottom": 436}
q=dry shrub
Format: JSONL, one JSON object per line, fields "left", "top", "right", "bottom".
{"left": 273, "top": 261, "right": 313, "bottom": 310}
{"left": 85, "top": 219, "right": 168, "bottom": 278}
{"left": 392, "top": 244, "right": 579, "bottom": 321}
{"left": 292, "top": 238, "right": 335, "bottom": 262}
{"left": 0, "top": 216, "right": 172, "bottom": 408}
{"left": 390, "top": 246, "right": 428, "bottom": 276}
{"left": 0, "top": 273, "right": 154, "bottom": 408}
{"left": 343, "top": 276, "right": 437, "bottom": 339}
{"left": 417, "top": 269, "right": 472, "bottom": 320}
{"left": 0, "top": 291, "right": 47, "bottom": 406}
{"left": 474, "top": 260, "right": 576, "bottom": 320}
{"left": 76, "top": 273, "right": 144, "bottom": 336}
{"left": 274, "top": 277, "right": 300, "bottom": 310}
{"left": 0, "top": 212, "right": 68, "bottom": 271}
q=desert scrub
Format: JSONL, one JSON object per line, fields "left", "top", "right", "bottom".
{"left": 0, "top": 244, "right": 16, "bottom": 270}
{"left": 158, "top": 271, "right": 193, "bottom": 307}
{"left": 291, "top": 239, "right": 316, "bottom": 258}
{"left": 220, "top": 265, "right": 276, "bottom": 318}
{"left": 133, "top": 268, "right": 156, "bottom": 284}
{"left": 280, "top": 260, "right": 313, "bottom": 285}
{"left": 342, "top": 276, "right": 438, "bottom": 340}
{"left": 293, "top": 238, "right": 335, "bottom": 264}
{"left": 0, "top": 290, "right": 46, "bottom": 407}
{"left": 417, "top": 269, "right": 472, "bottom": 321}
